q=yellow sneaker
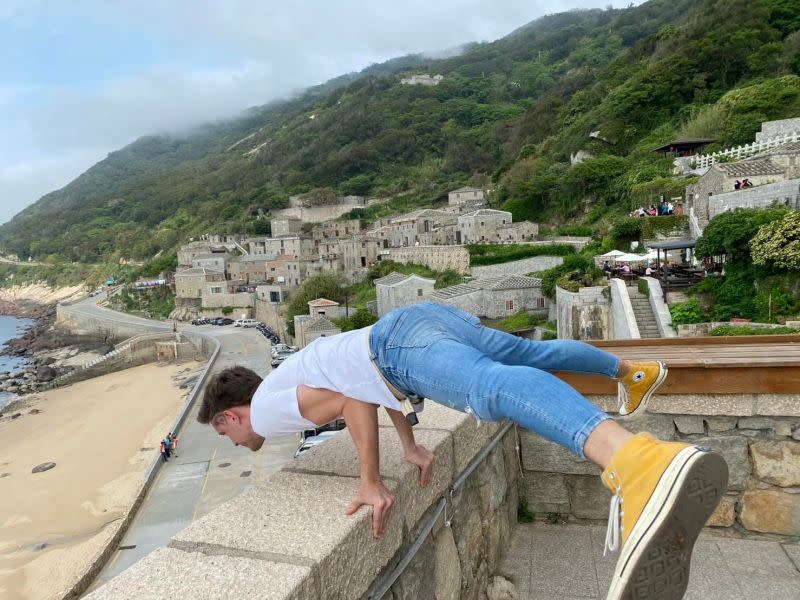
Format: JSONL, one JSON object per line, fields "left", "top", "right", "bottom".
{"left": 601, "top": 433, "right": 728, "bottom": 600}
{"left": 618, "top": 361, "right": 668, "bottom": 416}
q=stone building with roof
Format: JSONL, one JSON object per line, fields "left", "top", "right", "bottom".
{"left": 174, "top": 267, "right": 225, "bottom": 306}
{"left": 448, "top": 187, "right": 486, "bottom": 206}
{"left": 375, "top": 272, "right": 436, "bottom": 316}
{"left": 270, "top": 217, "right": 303, "bottom": 236}
{"left": 227, "top": 254, "right": 277, "bottom": 284}
{"left": 294, "top": 299, "right": 343, "bottom": 347}
{"left": 385, "top": 209, "right": 459, "bottom": 248}
{"left": 687, "top": 144, "right": 800, "bottom": 231}
{"left": 496, "top": 221, "right": 539, "bottom": 243}
{"left": 456, "top": 209, "right": 513, "bottom": 244}
{"left": 191, "top": 252, "right": 233, "bottom": 275}
{"left": 429, "top": 275, "right": 547, "bottom": 319}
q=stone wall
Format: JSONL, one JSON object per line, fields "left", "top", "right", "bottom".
{"left": 640, "top": 277, "right": 677, "bottom": 337}
{"left": 609, "top": 278, "right": 639, "bottom": 340}
{"left": 519, "top": 393, "right": 800, "bottom": 537}
{"left": 676, "top": 321, "right": 793, "bottom": 337}
{"left": 271, "top": 204, "right": 363, "bottom": 223}
{"left": 382, "top": 245, "right": 471, "bottom": 274}
{"left": 471, "top": 256, "right": 564, "bottom": 279}
{"left": 556, "top": 285, "right": 611, "bottom": 340}
{"left": 756, "top": 118, "right": 800, "bottom": 141}
{"left": 707, "top": 178, "right": 800, "bottom": 219}
{"left": 85, "top": 404, "right": 519, "bottom": 600}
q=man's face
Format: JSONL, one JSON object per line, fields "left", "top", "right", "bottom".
{"left": 212, "top": 408, "right": 265, "bottom": 451}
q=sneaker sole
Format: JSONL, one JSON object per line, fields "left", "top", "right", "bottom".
{"left": 606, "top": 447, "right": 729, "bottom": 600}
{"left": 620, "top": 362, "right": 668, "bottom": 417}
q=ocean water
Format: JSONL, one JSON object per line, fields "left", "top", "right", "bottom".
{"left": 0, "top": 314, "right": 35, "bottom": 411}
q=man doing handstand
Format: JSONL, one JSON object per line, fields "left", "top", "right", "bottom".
{"left": 198, "top": 302, "right": 728, "bottom": 600}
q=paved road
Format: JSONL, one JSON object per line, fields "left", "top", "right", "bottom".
{"left": 62, "top": 298, "right": 299, "bottom": 593}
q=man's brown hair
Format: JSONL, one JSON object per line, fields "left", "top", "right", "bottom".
{"left": 197, "top": 366, "right": 263, "bottom": 424}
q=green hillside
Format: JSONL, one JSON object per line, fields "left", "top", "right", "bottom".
{"left": 1, "top": 0, "right": 799, "bottom": 264}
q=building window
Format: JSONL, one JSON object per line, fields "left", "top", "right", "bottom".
{"left": 538, "top": 298, "right": 546, "bottom": 308}
{"left": 417, "top": 289, "right": 423, "bottom": 296}
{"left": 210, "top": 286, "right": 223, "bottom": 294}
{"left": 506, "top": 300, "right": 514, "bottom": 311}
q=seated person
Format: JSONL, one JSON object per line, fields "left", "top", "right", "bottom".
{"left": 645, "top": 264, "right": 654, "bottom": 276}
{"left": 602, "top": 260, "right": 612, "bottom": 275}
{"left": 621, "top": 264, "right": 631, "bottom": 274}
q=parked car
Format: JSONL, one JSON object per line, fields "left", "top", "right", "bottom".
{"left": 234, "top": 318, "right": 258, "bottom": 328}
{"left": 270, "top": 348, "right": 298, "bottom": 369}
{"left": 191, "top": 318, "right": 210, "bottom": 326}
{"left": 293, "top": 430, "right": 338, "bottom": 458}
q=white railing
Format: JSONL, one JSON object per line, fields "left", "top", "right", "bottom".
{"left": 689, "top": 130, "right": 800, "bottom": 170}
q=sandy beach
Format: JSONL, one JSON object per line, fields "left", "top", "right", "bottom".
{"left": 0, "top": 361, "right": 197, "bottom": 600}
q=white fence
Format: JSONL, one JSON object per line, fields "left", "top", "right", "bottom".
{"left": 685, "top": 131, "right": 800, "bottom": 170}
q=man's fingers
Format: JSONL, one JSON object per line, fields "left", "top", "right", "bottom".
{"left": 345, "top": 499, "right": 362, "bottom": 516}
{"left": 372, "top": 503, "right": 384, "bottom": 537}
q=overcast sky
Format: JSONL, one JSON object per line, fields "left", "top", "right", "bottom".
{"left": 0, "top": 1, "right": 640, "bottom": 225}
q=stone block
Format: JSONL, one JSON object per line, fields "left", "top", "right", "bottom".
{"left": 520, "top": 472, "right": 569, "bottom": 515}
{"left": 387, "top": 531, "right": 436, "bottom": 600}
{"left": 751, "top": 441, "right": 800, "bottom": 487}
{"left": 519, "top": 431, "right": 599, "bottom": 476}
{"left": 754, "top": 394, "right": 800, "bottom": 417}
{"left": 434, "top": 527, "right": 461, "bottom": 600}
{"left": 774, "top": 421, "right": 793, "bottom": 437}
{"left": 705, "top": 417, "right": 737, "bottom": 432}
{"left": 737, "top": 417, "right": 775, "bottom": 431}
{"left": 476, "top": 444, "right": 508, "bottom": 516}
{"left": 794, "top": 428, "right": 800, "bottom": 441}
{"left": 614, "top": 413, "right": 676, "bottom": 441}
{"left": 287, "top": 427, "right": 454, "bottom": 529}
{"left": 694, "top": 436, "right": 750, "bottom": 491}
{"left": 586, "top": 394, "right": 617, "bottom": 413}
{"left": 485, "top": 507, "right": 511, "bottom": 570}
{"left": 648, "top": 394, "right": 755, "bottom": 416}
{"left": 172, "top": 471, "right": 402, "bottom": 600}
{"left": 84, "top": 547, "right": 316, "bottom": 600}
{"left": 706, "top": 496, "right": 736, "bottom": 527}
{"left": 385, "top": 401, "right": 501, "bottom": 474}
{"left": 566, "top": 474, "right": 609, "bottom": 520}
{"left": 740, "top": 490, "right": 800, "bottom": 535}
{"left": 674, "top": 416, "right": 705, "bottom": 435}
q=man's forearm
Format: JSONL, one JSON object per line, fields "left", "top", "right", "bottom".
{"left": 385, "top": 407, "right": 416, "bottom": 454}
{"left": 342, "top": 398, "right": 381, "bottom": 483}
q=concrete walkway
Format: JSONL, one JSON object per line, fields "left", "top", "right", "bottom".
{"left": 500, "top": 522, "right": 800, "bottom": 599}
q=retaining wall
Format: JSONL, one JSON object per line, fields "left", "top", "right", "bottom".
{"left": 519, "top": 393, "right": 800, "bottom": 537}
{"left": 608, "top": 278, "right": 639, "bottom": 340}
{"left": 707, "top": 179, "right": 800, "bottom": 219}
{"left": 471, "top": 255, "right": 564, "bottom": 279}
{"left": 85, "top": 404, "right": 519, "bottom": 600}
{"left": 556, "top": 285, "right": 611, "bottom": 340}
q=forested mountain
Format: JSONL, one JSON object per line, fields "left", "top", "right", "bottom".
{"left": 1, "top": 0, "right": 799, "bottom": 264}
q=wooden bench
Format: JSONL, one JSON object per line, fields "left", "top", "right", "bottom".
{"left": 556, "top": 335, "right": 800, "bottom": 394}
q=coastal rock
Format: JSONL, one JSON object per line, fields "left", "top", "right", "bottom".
{"left": 36, "top": 366, "right": 56, "bottom": 382}
{"left": 31, "top": 462, "right": 56, "bottom": 473}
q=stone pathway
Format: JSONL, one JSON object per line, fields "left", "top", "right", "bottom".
{"left": 500, "top": 522, "right": 800, "bottom": 599}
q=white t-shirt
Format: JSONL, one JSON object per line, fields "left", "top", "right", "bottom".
{"left": 250, "top": 328, "right": 403, "bottom": 437}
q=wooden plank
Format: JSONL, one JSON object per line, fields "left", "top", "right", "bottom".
{"left": 556, "top": 366, "right": 800, "bottom": 395}
{"left": 589, "top": 335, "right": 800, "bottom": 348}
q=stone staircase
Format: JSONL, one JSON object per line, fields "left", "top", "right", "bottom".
{"left": 627, "top": 286, "right": 660, "bottom": 338}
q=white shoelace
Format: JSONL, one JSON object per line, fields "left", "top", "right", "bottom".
{"left": 604, "top": 489, "right": 622, "bottom": 556}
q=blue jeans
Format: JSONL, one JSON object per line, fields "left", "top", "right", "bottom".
{"left": 369, "top": 303, "right": 619, "bottom": 458}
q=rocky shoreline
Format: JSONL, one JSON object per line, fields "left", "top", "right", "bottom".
{"left": 0, "top": 299, "right": 113, "bottom": 405}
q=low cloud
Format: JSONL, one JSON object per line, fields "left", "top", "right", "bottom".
{"left": 1, "top": 0, "right": 638, "bottom": 225}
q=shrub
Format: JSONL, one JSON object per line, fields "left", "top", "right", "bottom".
{"left": 669, "top": 298, "right": 706, "bottom": 325}
{"left": 220, "top": 306, "right": 234, "bottom": 315}
{"left": 709, "top": 324, "right": 800, "bottom": 336}
{"left": 750, "top": 210, "right": 800, "bottom": 270}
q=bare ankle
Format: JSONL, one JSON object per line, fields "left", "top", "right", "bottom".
{"left": 584, "top": 420, "right": 634, "bottom": 469}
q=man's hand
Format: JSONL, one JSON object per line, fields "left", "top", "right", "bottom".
{"left": 345, "top": 480, "right": 395, "bottom": 538}
{"left": 405, "top": 444, "right": 434, "bottom": 487}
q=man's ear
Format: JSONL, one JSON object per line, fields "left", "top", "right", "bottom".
{"left": 222, "top": 409, "right": 239, "bottom": 424}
